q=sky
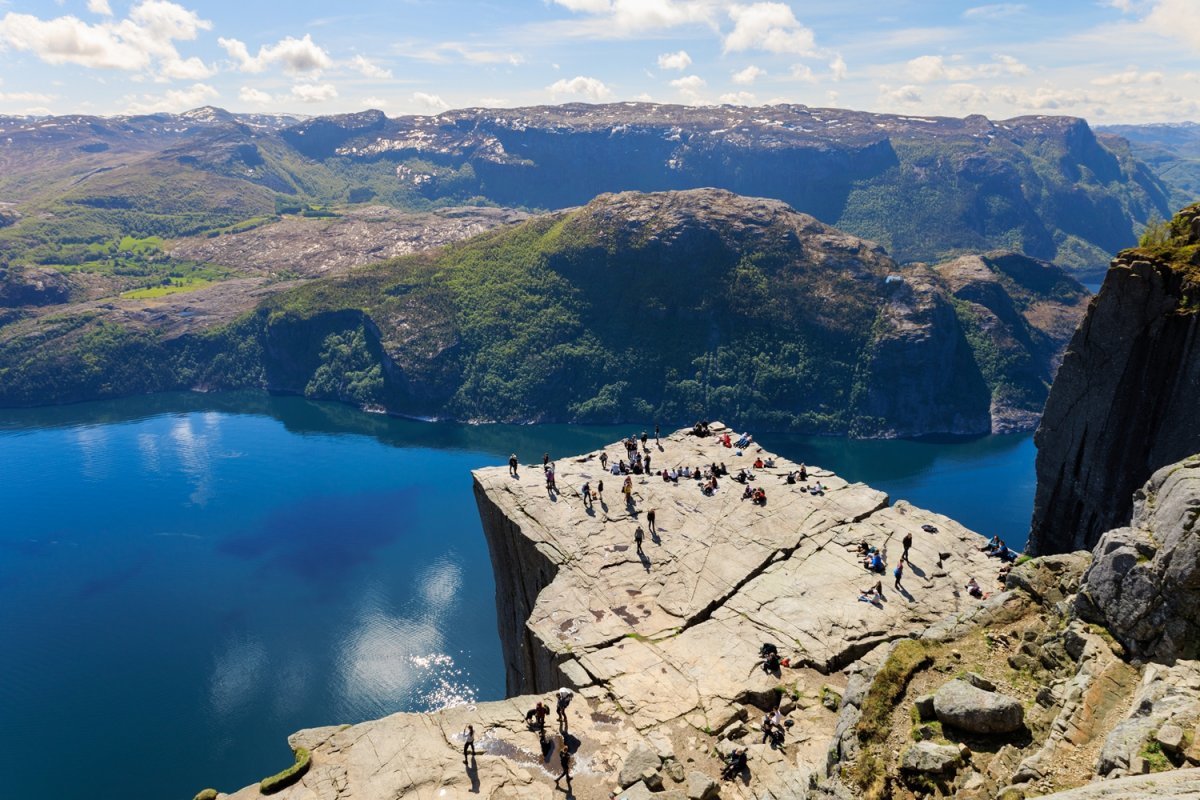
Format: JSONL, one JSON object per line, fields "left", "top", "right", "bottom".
{"left": 0, "top": 0, "right": 1196, "bottom": 123}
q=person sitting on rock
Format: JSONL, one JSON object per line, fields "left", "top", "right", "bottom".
{"left": 764, "top": 457, "right": 775, "bottom": 468}
{"left": 799, "top": 464, "right": 807, "bottom": 481}
{"left": 721, "top": 748, "right": 748, "bottom": 780}
{"left": 812, "top": 481, "right": 824, "bottom": 495}
{"left": 762, "top": 649, "right": 781, "bottom": 675}
{"left": 742, "top": 485, "right": 754, "bottom": 501}
{"left": 753, "top": 487, "right": 766, "bottom": 505}
{"left": 736, "top": 432, "right": 752, "bottom": 448}
{"left": 721, "top": 433, "right": 732, "bottom": 448}
{"left": 754, "top": 457, "right": 765, "bottom": 469}
{"left": 966, "top": 577, "right": 985, "bottom": 599}
{"left": 980, "top": 535, "right": 1000, "bottom": 552}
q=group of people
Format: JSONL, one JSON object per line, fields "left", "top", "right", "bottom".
{"left": 980, "top": 535, "right": 1019, "bottom": 562}
{"left": 741, "top": 484, "right": 767, "bottom": 504}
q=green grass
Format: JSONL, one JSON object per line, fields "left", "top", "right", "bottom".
{"left": 121, "top": 277, "right": 215, "bottom": 299}
{"left": 192, "top": 790, "right": 218, "bottom": 800}
{"left": 857, "top": 640, "right": 932, "bottom": 745}
{"left": 259, "top": 746, "right": 311, "bottom": 794}
{"left": 1140, "top": 739, "right": 1174, "bottom": 773}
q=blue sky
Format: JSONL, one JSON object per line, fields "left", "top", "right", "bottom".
{"left": 0, "top": 0, "right": 1196, "bottom": 122}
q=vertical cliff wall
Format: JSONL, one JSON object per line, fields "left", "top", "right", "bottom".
{"left": 472, "top": 476, "right": 564, "bottom": 696}
{"left": 1028, "top": 204, "right": 1200, "bottom": 554}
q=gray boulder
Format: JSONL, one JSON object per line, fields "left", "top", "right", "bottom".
{"left": 687, "top": 770, "right": 719, "bottom": 800}
{"left": 934, "top": 679, "right": 1024, "bottom": 734}
{"left": 901, "top": 741, "right": 962, "bottom": 773}
{"left": 618, "top": 744, "right": 662, "bottom": 788}
{"left": 618, "top": 782, "right": 655, "bottom": 800}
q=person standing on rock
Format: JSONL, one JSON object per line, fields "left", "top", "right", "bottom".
{"left": 543, "top": 452, "right": 550, "bottom": 469}
{"left": 894, "top": 560, "right": 905, "bottom": 591}
{"left": 600, "top": 451, "right": 608, "bottom": 470}
{"left": 508, "top": 454, "right": 519, "bottom": 477}
{"left": 635, "top": 525, "right": 645, "bottom": 555}
{"left": 655, "top": 423, "right": 660, "bottom": 443}
{"left": 582, "top": 481, "right": 593, "bottom": 508}
{"left": 622, "top": 476, "right": 634, "bottom": 506}
{"left": 556, "top": 687, "right": 574, "bottom": 731}
{"left": 641, "top": 430, "right": 648, "bottom": 450}
{"left": 554, "top": 737, "right": 572, "bottom": 792}
{"left": 902, "top": 532, "right": 913, "bottom": 564}
{"left": 646, "top": 508, "right": 656, "bottom": 536}
{"left": 597, "top": 478, "right": 604, "bottom": 502}
{"left": 644, "top": 453, "right": 651, "bottom": 474}
{"left": 463, "top": 724, "right": 476, "bottom": 760}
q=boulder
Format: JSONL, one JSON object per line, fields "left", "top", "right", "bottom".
{"left": 964, "top": 673, "right": 996, "bottom": 691}
{"left": 619, "top": 744, "right": 662, "bottom": 788}
{"left": 934, "top": 679, "right": 1024, "bottom": 734}
{"left": 1158, "top": 723, "right": 1186, "bottom": 754}
{"left": 915, "top": 694, "right": 937, "bottom": 721}
{"left": 686, "top": 770, "right": 719, "bottom": 800}
{"left": 901, "top": 742, "right": 962, "bottom": 774}
{"left": 618, "top": 782, "right": 655, "bottom": 800}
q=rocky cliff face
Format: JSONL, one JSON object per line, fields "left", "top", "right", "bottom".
{"left": 1028, "top": 204, "right": 1200, "bottom": 555}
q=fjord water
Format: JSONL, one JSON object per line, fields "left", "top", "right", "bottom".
{"left": 0, "top": 393, "right": 1034, "bottom": 800}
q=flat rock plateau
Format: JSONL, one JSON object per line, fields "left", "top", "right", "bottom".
{"left": 221, "top": 424, "right": 1003, "bottom": 800}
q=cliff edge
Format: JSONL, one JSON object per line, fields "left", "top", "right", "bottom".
{"left": 1028, "top": 204, "right": 1200, "bottom": 555}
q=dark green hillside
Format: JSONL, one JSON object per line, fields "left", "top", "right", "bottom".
{"left": 0, "top": 189, "right": 1088, "bottom": 436}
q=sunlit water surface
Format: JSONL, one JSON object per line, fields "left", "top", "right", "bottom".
{"left": 0, "top": 393, "right": 1034, "bottom": 799}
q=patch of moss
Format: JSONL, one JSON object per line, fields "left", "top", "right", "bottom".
{"left": 192, "top": 790, "right": 218, "bottom": 800}
{"left": 1140, "top": 739, "right": 1174, "bottom": 773}
{"left": 260, "top": 746, "right": 311, "bottom": 795}
{"left": 858, "top": 640, "right": 933, "bottom": 745}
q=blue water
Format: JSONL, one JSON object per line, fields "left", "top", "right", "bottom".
{"left": 0, "top": 393, "right": 1035, "bottom": 800}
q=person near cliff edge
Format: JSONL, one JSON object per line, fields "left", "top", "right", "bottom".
{"left": 463, "top": 724, "right": 476, "bottom": 760}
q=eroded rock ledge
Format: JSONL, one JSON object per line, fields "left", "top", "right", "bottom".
{"left": 222, "top": 424, "right": 1001, "bottom": 800}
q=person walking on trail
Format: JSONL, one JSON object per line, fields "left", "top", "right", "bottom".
{"left": 902, "top": 532, "right": 913, "bottom": 563}
{"left": 635, "top": 526, "right": 645, "bottom": 555}
{"left": 647, "top": 508, "right": 656, "bottom": 535}
{"left": 623, "top": 476, "right": 634, "bottom": 505}
{"left": 508, "top": 454, "right": 519, "bottom": 477}
{"left": 556, "top": 687, "right": 574, "bottom": 730}
{"left": 554, "top": 738, "right": 572, "bottom": 791}
{"left": 894, "top": 561, "right": 905, "bottom": 591}
{"left": 463, "top": 724, "right": 476, "bottom": 760}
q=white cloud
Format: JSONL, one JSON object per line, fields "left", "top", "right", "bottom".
{"left": 123, "top": 81, "right": 217, "bottom": 113}
{"left": 219, "top": 33, "right": 332, "bottom": 75}
{"left": 670, "top": 73, "right": 707, "bottom": 101}
{"left": 879, "top": 83, "right": 923, "bottom": 105}
{"left": 724, "top": 2, "right": 816, "bottom": 56}
{"left": 549, "top": 0, "right": 721, "bottom": 34}
{"left": 411, "top": 91, "right": 449, "bottom": 111}
{"left": 1143, "top": 0, "right": 1200, "bottom": 50}
{"left": 1104, "top": 0, "right": 1134, "bottom": 11}
{"left": 719, "top": 90, "right": 755, "bottom": 105}
{"left": 87, "top": 0, "right": 112, "bottom": 15}
{"left": 0, "top": 1, "right": 211, "bottom": 81}
{"left": 943, "top": 82, "right": 988, "bottom": 109}
{"left": 788, "top": 64, "right": 816, "bottom": 83}
{"left": 963, "top": 4, "right": 1026, "bottom": 19}
{"left": 350, "top": 54, "right": 392, "bottom": 79}
{"left": 829, "top": 54, "right": 847, "bottom": 81}
{"left": 1091, "top": 68, "right": 1164, "bottom": 86}
{"left": 657, "top": 50, "right": 692, "bottom": 70}
{"left": 904, "top": 53, "right": 1029, "bottom": 83}
{"left": 159, "top": 55, "right": 214, "bottom": 80}
{"left": 404, "top": 42, "right": 524, "bottom": 66}
{"left": 546, "top": 75, "right": 613, "bottom": 101}
{"left": 0, "top": 90, "right": 56, "bottom": 103}
{"left": 237, "top": 86, "right": 272, "bottom": 105}
{"left": 732, "top": 64, "right": 764, "bottom": 84}
{"left": 290, "top": 82, "right": 338, "bottom": 103}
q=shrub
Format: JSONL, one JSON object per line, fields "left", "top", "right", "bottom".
{"left": 259, "top": 747, "right": 311, "bottom": 795}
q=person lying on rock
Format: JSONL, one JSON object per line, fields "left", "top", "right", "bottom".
{"left": 966, "top": 577, "right": 985, "bottom": 599}
{"left": 859, "top": 580, "right": 884, "bottom": 604}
